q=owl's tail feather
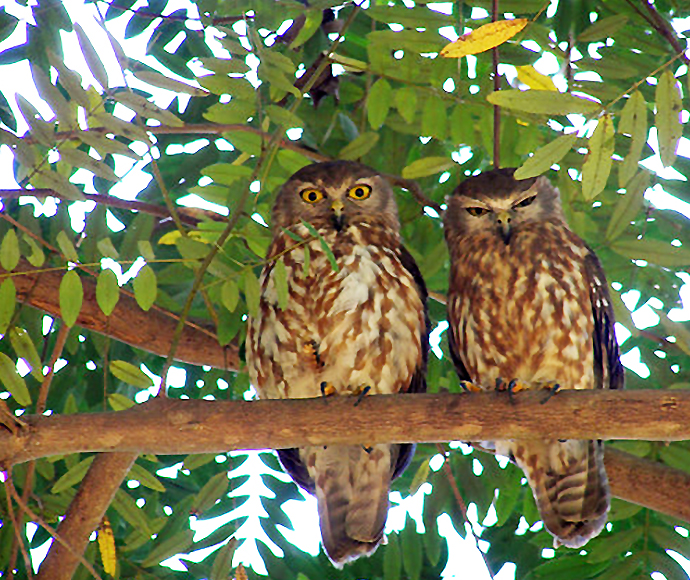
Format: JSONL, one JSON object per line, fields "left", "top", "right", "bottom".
{"left": 515, "top": 439, "right": 610, "bottom": 549}
{"left": 311, "top": 444, "right": 393, "bottom": 567}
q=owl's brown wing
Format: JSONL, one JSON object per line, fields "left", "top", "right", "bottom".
{"left": 278, "top": 242, "right": 429, "bottom": 489}
{"left": 584, "top": 251, "right": 625, "bottom": 391}
{"left": 447, "top": 320, "right": 471, "bottom": 383}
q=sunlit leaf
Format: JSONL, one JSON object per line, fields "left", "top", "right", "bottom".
{"left": 0, "top": 278, "right": 15, "bottom": 333}
{"left": 0, "top": 352, "right": 30, "bottom": 406}
{"left": 440, "top": 19, "right": 528, "bottom": 58}
{"left": 0, "top": 229, "right": 19, "bottom": 271}
{"left": 605, "top": 171, "right": 650, "bottom": 241}
{"left": 367, "top": 79, "right": 392, "bottom": 130}
{"left": 96, "top": 269, "right": 120, "bottom": 316}
{"left": 98, "top": 518, "right": 117, "bottom": 577}
{"left": 516, "top": 65, "right": 557, "bottom": 91}
{"left": 581, "top": 114, "right": 614, "bottom": 200}
{"left": 618, "top": 91, "right": 648, "bottom": 187}
{"left": 611, "top": 238, "right": 690, "bottom": 266}
{"left": 486, "top": 90, "right": 601, "bottom": 115}
{"left": 402, "top": 157, "right": 455, "bottom": 179}
{"left": 132, "top": 265, "right": 157, "bottom": 311}
{"left": 514, "top": 133, "right": 577, "bottom": 179}
{"left": 243, "top": 269, "right": 261, "bottom": 318}
{"left": 9, "top": 327, "right": 42, "bottom": 381}
{"left": 338, "top": 131, "right": 379, "bottom": 160}
{"left": 656, "top": 70, "right": 683, "bottom": 167}
{"left": 74, "top": 22, "right": 109, "bottom": 88}
{"left": 110, "top": 360, "right": 154, "bottom": 389}
{"left": 52, "top": 456, "right": 95, "bottom": 493}
{"left": 59, "top": 270, "right": 83, "bottom": 327}
{"left": 221, "top": 278, "right": 240, "bottom": 312}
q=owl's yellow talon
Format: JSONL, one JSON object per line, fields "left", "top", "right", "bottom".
{"left": 320, "top": 382, "right": 336, "bottom": 397}
{"left": 460, "top": 380, "right": 482, "bottom": 393}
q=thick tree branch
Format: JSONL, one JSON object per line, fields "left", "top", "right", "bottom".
{"left": 35, "top": 452, "right": 136, "bottom": 580}
{"left": 2, "top": 262, "right": 239, "bottom": 370}
{"left": 2, "top": 391, "right": 688, "bottom": 465}
{"left": 1, "top": 391, "right": 688, "bottom": 524}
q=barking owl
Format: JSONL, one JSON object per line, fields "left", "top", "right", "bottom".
{"left": 443, "top": 168, "right": 624, "bottom": 548}
{"left": 246, "top": 161, "right": 429, "bottom": 565}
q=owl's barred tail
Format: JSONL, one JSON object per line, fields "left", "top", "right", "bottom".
{"left": 311, "top": 444, "right": 393, "bottom": 567}
{"left": 516, "top": 439, "right": 610, "bottom": 549}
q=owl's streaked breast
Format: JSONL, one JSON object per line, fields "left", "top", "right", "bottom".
{"left": 247, "top": 224, "right": 425, "bottom": 400}
{"left": 449, "top": 222, "right": 594, "bottom": 390}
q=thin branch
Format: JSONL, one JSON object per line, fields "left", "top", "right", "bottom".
{"left": 2, "top": 260, "right": 239, "bottom": 370}
{"left": 491, "top": 0, "right": 500, "bottom": 169}
{"left": 384, "top": 174, "right": 444, "bottom": 215}
{"left": 638, "top": 0, "right": 690, "bottom": 65}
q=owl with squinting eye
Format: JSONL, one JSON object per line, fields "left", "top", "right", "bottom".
{"left": 246, "top": 161, "right": 429, "bottom": 566}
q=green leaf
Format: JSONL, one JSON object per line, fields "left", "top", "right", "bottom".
{"left": 302, "top": 245, "right": 310, "bottom": 278}
{"left": 193, "top": 472, "right": 230, "bottom": 514}
{"left": 243, "top": 269, "right": 261, "bottom": 318}
{"left": 221, "top": 279, "right": 240, "bottom": 312}
{"left": 138, "top": 240, "right": 155, "bottom": 262}
{"left": 605, "top": 171, "right": 649, "bottom": 241}
{"left": 338, "top": 131, "right": 380, "bottom": 161}
{"left": 401, "top": 516, "right": 422, "bottom": 580}
{"left": 486, "top": 89, "right": 601, "bottom": 115}
{"left": 115, "top": 91, "right": 184, "bottom": 127}
{"left": 97, "top": 237, "right": 119, "bottom": 259}
{"left": 59, "top": 148, "right": 119, "bottom": 181}
{"left": 367, "top": 79, "right": 392, "bottom": 129}
{"left": 22, "top": 234, "right": 44, "bottom": 267}
{"left": 203, "top": 163, "right": 253, "bottom": 186}
{"left": 141, "top": 529, "right": 194, "bottom": 567}
{"left": 289, "top": 9, "right": 323, "bottom": 49}
{"left": 656, "top": 70, "right": 683, "bottom": 167}
{"left": 577, "top": 14, "right": 628, "bottom": 42}
{"left": 0, "top": 352, "right": 30, "bottom": 406}
{"left": 110, "top": 360, "right": 154, "bottom": 389}
{"left": 581, "top": 114, "right": 614, "bottom": 200}
{"left": 9, "top": 327, "right": 42, "bottom": 381}
{"left": 273, "top": 257, "right": 288, "bottom": 311}
{"left": 112, "top": 489, "right": 153, "bottom": 537}
{"left": 108, "top": 393, "right": 135, "bottom": 411}
{"left": 96, "top": 269, "right": 120, "bottom": 316}
{"left": 301, "top": 220, "right": 339, "bottom": 272}
{"left": 210, "top": 541, "right": 237, "bottom": 580}
{"left": 514, "top": 133, "right": 577, "bottom": 179}
{"left": 0, "top": 278, "right": 16, "bottom": 333}
{"left": 59, "top": 270, "right": 83, "bottom": 327}
{"left": 52, "top": 456, "right": 95, "bottom": 494}
{"left": 402, "top": 156, "right": 455, "bottom": 179}
{"left": 56, "top": 231, "right": 79, "bottom": 262}
{"left": 383, "top": 532, "right": 402, "bottom": 580}
{"left": 132, "top": 265, "right": 157, "bottom": 311}
{"left": 395, "top": 87, "right": 418, "bottom": 124}
{"left": 128, "top": 463, "right": 166, "bottom": 492}
{"left": 586, "top": 528, "right": 642, "bottom": 563}
{"left": 649, "top": 526, "right": 690, "bottom": 560}
{"left": 74, "top": 22, "right": 109, "bottom": 88}
{"left": 421, "top": 98, "right": 446, "bottom": 139}
{"left": 618, "top": 91, "right": 647, "bottom": 187}
{"left": 266, "top": 105, "right": 303, "bottom": 130}
{"left": 611, "top": 238, "right": 690, "bottom": 267}
{"left": 0, "top": 229, "right": 19, "bottom": 271}
{"left": 409, "top": 458, "right": 430, "bottom": 496}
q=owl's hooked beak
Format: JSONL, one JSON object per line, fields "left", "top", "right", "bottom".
{"left": 495, "top": 210, "right": 513, "bottom": 244}
{"left": 331, "top": 199, "right": 346, "bottom": 232}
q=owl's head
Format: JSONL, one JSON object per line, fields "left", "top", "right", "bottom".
{"left": 444, "top": 168, "right": 566, "bottom": 244}
{"left": 272, "top": 161, "right": 400, "bottom": 233}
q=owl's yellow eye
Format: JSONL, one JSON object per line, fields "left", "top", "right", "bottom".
{"left": 466, "top": 207, "right": 489, "bottom": 217}
{"left": 300, "top": 189, "right": 324, "bottom": 204}
{"left": 348, "top": 184, "right": 372, "bottom": 200}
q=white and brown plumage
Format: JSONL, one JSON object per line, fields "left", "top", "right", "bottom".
{"left": 246, "top": 161, "right": 429, "bottom": 566}
{"left": 444, "top": 168, "right": 624, "bottom": 548}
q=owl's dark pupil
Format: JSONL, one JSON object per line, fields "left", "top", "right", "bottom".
{"left": 354, "top": 188, "right": 364, "bottom": 197}
{"left": 308, "top": 192, "right": 318, "bottom": 201}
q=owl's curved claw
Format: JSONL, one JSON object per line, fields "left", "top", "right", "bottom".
{"left": 540, "top": 382, "right": 561, "bottom": 404}
{"left": 353, "top": 385, "right": 371, "bottom": 407}
{"left": 320, "top": 381, "right": 336, "bottom": 397}
{"left": 459, "top": 380, "right": 482, "bottom": 393}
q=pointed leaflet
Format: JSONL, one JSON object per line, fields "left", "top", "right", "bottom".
{"left": 301, "top": 220, "right": 339, "bottom": 272}
{"left": 0, "top": 229, "right": 19, "bottom": 271}
{"left": 605, "top": 171, "right": 650, "bottom": 242}
{"left": 618, "top": 91, "right": 648, "bottom": 187}
{"left": 656, "top": 70, "right": 682, "bottom": 168}
{"left": 367, "top": 79, "right": 392, "bottom": 129}
{"left": 395, "top": 87, "right": 417, "bottom": 124}
{"left": 516, "top": 65, "right": 557, "bottom": 91}
{"left": 211, "top": 540, "right": 238, "bottom": 580}
{"left": 440, "top": 19, "right": 528, "bottom": 58}
{"left": 582, "top": 114, "right": 614, "bottom": 200}
{"left": 96, "top": 269, "right": 120, "bottom": 316}
{"left": 9, "top": 327, "right": 43, "bottom": 381}
{"left": 338, "top": 132, "right": 379, "bottom": 160}
{"left": 0, "top": 279, "right": 15, "bottom": 333}
{"left": 611, "top": 238, "right": 690, "bottom": 267}
{"left": 487, "top": 90, "right": 601, "bottom": 115}
{"left": 110, "top": 360, "right": 153, "bottom": 389}
{"left": 98, "top": 518, "right": 117, "bottom": 577}
{"left": 402, "top": 157, "right": 455, "bottom": 179}
{"left": 221, "top": 279, "right": 240, "bottom": 312}
{"left": 52, "top": 456, "right": 95, "bottom": 493}
{"left": 74, "top": 22, "right": 109, "bottom": 88}
{"left": 0, "top": 352, "right": 30, "bottom": 406}
{"left": 243, "top": 269, "right": 260, "bottom": 318}
{"left": 514, "top": 133, "right": 577, "bottom": 179}
{"left": 273, "top": 257, "right": 288, "bottom": 311}
{"left": 56, "top": 230, "right": 79, "bottom": 262}
{"left": 59, "top": 270, "right": 83, "bottom": 327}
{"left": 132, "top": 265, "right": 157, "bottom": 311}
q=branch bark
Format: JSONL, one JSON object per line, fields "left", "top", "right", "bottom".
{"left": 34, "top": 452, "right": 136, "bottom": 580}
{"left": 3, "top": 261, "right": 239, "bottom": 370}
{"left": 3, "top": 391, "right": 689, "bottom": 465}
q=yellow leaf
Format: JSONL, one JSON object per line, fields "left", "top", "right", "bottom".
{"left": 516, "top": 65, "right": 557, "bottom": 91}
{"left": 440, "top": 18, "right": 528, "bottom": 58}
{"left": 98, "top": 517, "right": 117, "bottom": 576}
{"left": 158, "top": 231, "right": 207, "bottom": 245}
